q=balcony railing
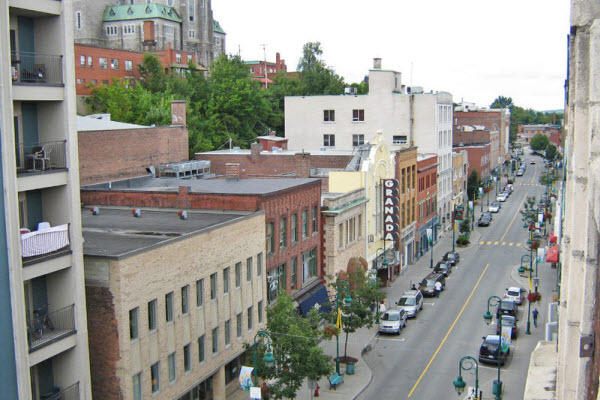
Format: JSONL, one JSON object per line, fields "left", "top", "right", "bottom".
{"left": 11, "top": 51, "right": 63, "bottom": 85}
{"left": 21, "top": 223, "right": 70, "bottom": 262}
{"left": 16, "top": 140, "right": 67, "bottom": 173}
{"left": 28, "top": 304, "right": 76, "bottom": 352}
{"left": 40, "top": 382, "right": 80, "bottom": 400}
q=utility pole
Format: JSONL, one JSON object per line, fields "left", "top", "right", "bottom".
{"left": 261, "top": 44, "right": 268, "bottom": 89}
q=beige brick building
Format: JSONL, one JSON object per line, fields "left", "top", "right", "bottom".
{"left": 82, "top": 207, "right": 267, "bottom": 400}
{"left": 452, "top": 150, "right": 468, "bottom": 209}
{"left": 394, "top": 147, "right": 418, "bottom": 268}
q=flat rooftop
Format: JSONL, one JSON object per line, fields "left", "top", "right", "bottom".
{"left": 197, "top": 148, "right": 355, "bottom": 156}
{"left": 82, "top": 207, "right": 258, "bottom": 258}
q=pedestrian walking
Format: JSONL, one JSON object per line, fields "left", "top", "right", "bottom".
{"left": 434, "top": 281, "right": 443, "bottom": 298}
{"left": 378, "top": 300, "right": 387, "bottom": 314}
{"left": 533, "top": 308, "right": 539, "bottom": 327}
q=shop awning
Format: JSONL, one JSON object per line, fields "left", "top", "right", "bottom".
{"left": 297, "top": 285, "right": 331, "bottom": 317}
{"left": 547, "top": 244, "right": 559, "bottom": 263}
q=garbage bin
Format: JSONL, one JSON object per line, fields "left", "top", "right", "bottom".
{"left": 346, "top": 362, "right": 355, "bottom": 375}
{"left": 493, "top": 380, "right": 503, "bottom": 395}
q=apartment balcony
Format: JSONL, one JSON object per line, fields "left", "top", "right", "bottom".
{"left": 17, "top": 141, "right": 68, "bottom": 191}
{"left": 11, "top": 52, "right": 64, "bottom": 101}
{"left": 39, "top": 382, "right": 80, "bottom": 400}
{"left": 28, "top": 304, "right": 76, "bottom": 353}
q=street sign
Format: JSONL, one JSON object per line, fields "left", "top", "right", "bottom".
{"left": 249, "top": 387, "right": 261, "bottom": 399}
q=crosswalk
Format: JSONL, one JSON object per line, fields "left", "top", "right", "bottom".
{"left": 479, "top": 241, "right": 522, "bottom": 247}
{"left": 517, "top": 183, "right": 542, "bottom": 186}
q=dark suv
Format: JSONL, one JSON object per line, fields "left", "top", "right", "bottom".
{"left": 419, "top": 273, "right": 445, "bottom": 297}
{"left": 496, "top": 300, "right": 518, "bottom": 319}
{"left": 433, "top": 261, "right": 451, "bottom": 277}
{"left": 479, "top": 335, "right": 510, "bottom": 365}
{"left": 442, "top": 251, "right": 460, "bottom": 266}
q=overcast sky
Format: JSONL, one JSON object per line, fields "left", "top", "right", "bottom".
{"left": 213, "top": 0, "right": 570, "bottom": 111}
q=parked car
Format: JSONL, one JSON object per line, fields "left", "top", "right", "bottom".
{"left": 396, "top": 290, "right": 424, "bottom": 318}
{"left": 379, "top": 309, "right": 408, "bottom": 335}
{"left": 419, "top": 273, "right": 445, "bottom": 297}
{"left": 433, "top": 261, "right": 452, "bottom": 277}
{"left": 530, "top": 161, "right": 536, "bottom": 164}
{"left": 504, "top": 287, "right": 525, "bottom": 305}
{"left": 496, "top": 192, "right": 508, "bottom": 202}
{"left": 442, "top": 251, "right": 460, "bottom": 266}
{"left": 496, "top": 315, "right": 518, "bottom": 339}
{"left": 489, "top": 201, "right": 501, "bottom": 213}
{"left": 516, "top": 169, "right": 525, "bottom": 176}
{"left": 478, "top": 213, "right": 492, "bottom": 227}
{"left": 496, "top": 299, "right": 518, "bottom": 319}
{"left": 506, "top": 184, "right": 515, "bottom": 193}
{"left": 479, "top": 335, "right": 510, "bottom": 365}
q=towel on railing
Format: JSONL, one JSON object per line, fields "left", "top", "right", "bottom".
{"left": 21, "top": 224, "right": 69, "bottom": 257}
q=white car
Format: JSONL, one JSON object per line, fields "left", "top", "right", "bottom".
{"left": 378, "top": 309, "right": 408, "bottom": 335}
{"left": 496, "top": 193, "right": 508, "bottom": 202}
{"left": 504, "top": 287, "right": 525, "bottom": 305}
{"left": 396, "top": 290, "right": 424, "bottom": 318}
{"left": 489, "top": 201, "right": 501, "bottom": 213}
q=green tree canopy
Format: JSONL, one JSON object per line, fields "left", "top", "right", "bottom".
{"left": 490, "top": 96, "right": 514, "bottom": 110}
{"left": 138, "top": 53, "right": 168, "bottom": 93}
{"left": 467, "top": 170, "right": 481, "bottom": 201}
{"left": 545, "top": 144, "right": 558, "bottom": 160}
{"left": 530, "top": 134, "right": 550, "bottom": 152}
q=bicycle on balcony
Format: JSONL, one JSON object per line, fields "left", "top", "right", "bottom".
{"left": 30, "top": 304, "right": 54, "bottom": 340}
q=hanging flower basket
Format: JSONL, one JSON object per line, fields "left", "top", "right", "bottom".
{"left": 324, "top": 325, "right": 340, "bottom": 339}
{"left": 484, "top": 187, "right": 491, "bottom": 193}
{"left": 530, "top": 241, "right": 540, "bottom": 250}
{"left": 528, "top": 292, "right": 542, "bottom": 302}
{"left": 545, "top": 213, "right": 553, "bottom": 219}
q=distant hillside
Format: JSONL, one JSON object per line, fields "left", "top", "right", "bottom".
{"left": 541, "top": 109, "right": 564, "bottom": 114}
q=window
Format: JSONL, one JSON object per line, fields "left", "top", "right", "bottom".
{"left": 212, "top": 327, "right": 218, "bottom": 353}
{"left": 168, "top": 353, "right": 176, "bottom": 382}
{"left": 176, "top": 53, "right": 182, "bottom": 63}
{"left": 87, "top": 56, "right": 93, "bottom": 67}
{"left": 223, "top": 267, "right": 230, "bottom": 294}
{"left": 210, "top": 272, "right": 216, "bottom": 299}
{"left": 302, "top": 210, "right": 309, "bottom": 238}
{"left": 79, "top": 55, "right": 86, "bottom": 67}
{"left": 235, "top": 262, "right": 241, "bottom": 288}
{"left": 125, "top": 60, "right": 133, "bottom": 71}
{"left": 312, "top": 206, "right": 318, "bottom": 233}
{"left": 323, "top": 110, "right": 335, "bottom": 122}
{"left": 102, "top": 80, "right": 109, "bottom": 85}
{"left": 99, "top": 57, "right": 108, "bottom": 69}
{"left": 90, "top": 79, "right": 97, "bottom": 85}
{"left": 302, "top": 248, "right": 317, "bottom": 282}
{"left": 291, "top": 214, "right": 298, "bottom": 243}
{"left": 198, "top": 335, "right": 205, "bottom": 362}
{"left": 247, "top": 306, "right": 253, "bottom": 330}
{"left": 246, "top": 258, "right": 252, "bottom": 282}
{"left": 280, "top": 218, "right": 287, "bottom": 248}
{"left": 196, "top": 279, "right": 203, "bottom": 307}
{"left": 111, "top": 58, "right": 119, "bottom": 70}
{"left": 257, "top": 253, "right": 263, "bottom": 276}
{"left": 393, "top": 135, "right": 408, "bottom": 145}
{"left": 164, "top": 25, "right": 174, "bottom": 35}
{"left": 338, "top": 223, "right": 344, "bottom": 247}
{"left": 129, "top": 307, "right": 139, "bottom": 340}
{"left": 353, "top": 134, "right": 365, "bottom": 147}
{"left": 76, "top": 11, "right": 82, "bottom": 30}
{"left": 187, "top": 54, "right": 193, "bottom": 63}
{"left": 184, "top": 344, "right": 191, "bottom": 372}
{"left": 266, "top": 222, "right": 275, "bottom": 254}
{"left": 151, "top": 362, "right": 159, "bottom": 393}
{"left": 352, "top": 109, "right": 365, "bottom": 122}
{"left": 258, "top": 300, "right": 263, "bottom": 324}
{"left": 189, "top": 30, "right": 196, "bottom": 38}
{"left": 181, "top": 285, "right": 189, "bottom": 314}
{"left": 225, "top": 320, "right": 231, "bottom": 345}
{"left": 237, "top": 313, "right": 242, "bottom": 338}
{"left": 165, "top": 292, "right": 173, "bottom": 322}
{"left": 106, "top": 26, "right": 118, "bottom": 35}
{"left": 267, "top": 264, "right": 286, "bottom": 303}
{"left": 76, "top": 78, "right": 85, "bottom": 84}
{"left": 189, "top": 0, "right": 195, "bottom": 21}
{"left": 124, "top": 24, "right": 135, "bottom": 34}
{"left": 148, "top": 299, "right": 157, "bottom": 331}
{"left": 323, "top": 134, "right": 335, "bottom": 147}
{"left": 291, "top": 258, "right": 297, "bottom": 290}
{"left": 133, "top": 373, "right": 141, "bottom": 400}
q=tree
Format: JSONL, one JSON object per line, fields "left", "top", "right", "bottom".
{"left": 459, "top": 216, "right": 471, "bottom": 235}
{"left": 545, "top": 144, "right": 558, "bottom": 161}
{"left": 520, "top": 196, "right": 538, "bottom": 228}
{"left": 530, "top": 134, "right": 550, "bottom": 152}
{"left": 138, "top": 53, "right": 168, "bottom": 93}
{"left": 297, "top": 42, "right": 325, "bottom": 72}
{"left": 329, "top": 267, "right": 384, "bottom": 361}
{"left": 467, "top": 170, "right": 481, "bottom": 201}
{"left": 251, "top": 293, "right": 332, "bottom": 400}
{"left": 539, "top": 171, "right": 559, "bottom": 187}
{"left": 490, "top": 96, "right": 514, "bottom": 110}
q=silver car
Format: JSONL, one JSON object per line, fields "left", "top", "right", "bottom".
{"left": 379, "top": 309, "right": 408, "bottom": 335}
{"left": 396, "top": 290, "right": 424, "bottom": 318}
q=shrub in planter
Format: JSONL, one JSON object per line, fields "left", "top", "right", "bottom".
{"left": 530, "top": 241, "right": 540, "bottom": 250}
{"left": 456, "top": 235, "right": 470, "bottom": 247}
{"left": 527, "top": 292, "right": 542, "bottom": 303}
{"left": 323, "top": 325, "right": 340, "bottom": 339}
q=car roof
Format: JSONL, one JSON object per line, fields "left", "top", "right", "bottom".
{"left": 401, "top": 290, "right": 420, "bottom": 297}
{"left": 507, "top": 286, "right": 521, "bottom": 292}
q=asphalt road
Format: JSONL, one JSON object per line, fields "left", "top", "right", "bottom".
{"left": 360, "top": 153, "right": 555, "bottom": 400}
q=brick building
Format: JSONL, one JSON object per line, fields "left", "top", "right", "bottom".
{"left": 452, "top": 150, "right": 469, "bottom": 209}
{"left": 416, "top": 154, "right": 439, "bottom": 259}
{"left": 80, "top": 176, "right": 326, "bottom": 314}
{"left": 453, "top": 143, "right": 491, "bottom": 182}
{"left": 82, "top": 207, "right": 266, "bottom": 400}
{"left": 518, "top": 124, "right": 562, "bottom": 147}
{"left": 452, "top": 126, "right": 499, "bottom": 180}
{"left": 244, "top": 52, "right": 288, "bottom": 88}
{"left": 77, "top": 100, "right": 189, "bottom": 185}
{"left": 394, "top": 147, "right": 418, "bottom": 268}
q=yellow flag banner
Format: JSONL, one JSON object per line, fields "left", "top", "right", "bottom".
{"left": 529, "top": 275, "right": 533, "bottom": 292}
{"left": 336, "top": 308, "right": 342, "bottom": 330}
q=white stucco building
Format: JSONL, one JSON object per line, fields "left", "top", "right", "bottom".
{"left": 285, "top": 58, "right": 454, "bottom": 231}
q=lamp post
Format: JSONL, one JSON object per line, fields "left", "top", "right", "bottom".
{"left": 335, "top": 280, "right": 352, "bottom": 374}
{"left": 483, "top": 296, "right": 504, "bottom": 400}
{"left": 453, "top": 356, "right": 480, "bottom": 399}
{"left": 374, "top": 250, "right": 387, "bottom": 323}
{"left": 253, "top": 330, "right": 276, "bottom": 387}
{"left": 452, "top": 204, "right": 457, "bottom": 252}
{"left": 480, "top": 186, "right": 484, "bottom": 212}
{"left": 429, "top": 223, "right": 441, "bottom": 269}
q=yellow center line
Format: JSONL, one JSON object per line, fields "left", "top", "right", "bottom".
{"left": 407, "top": 263, "right": 490, "bottom": 398}
{"left": 500, "top": 194, "right": 528, "bottom": 242}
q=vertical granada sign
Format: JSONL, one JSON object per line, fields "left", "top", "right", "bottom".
{"left": 383, "top": 179, "right": 400, "bottom": 241}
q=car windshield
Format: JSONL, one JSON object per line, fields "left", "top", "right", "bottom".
{"left": 507, "top": 291, "right": 520, "bottom": 297}
{"left": 447, "top": 254, "right": 455, "bottom": 260}
{"left": 424, "top": 279, "right": 436, "bottom": 286}
{"left": 501, "top": 317, "right": 515, "bottom": 327}
{"left": 398, "top": 297, "right": 415, "bottom": 306}
{"left": 501, "top": 300, "right": 515, "bottom": 309}
{"left": 382, "top": 312, "right": 400, "bottom": 321}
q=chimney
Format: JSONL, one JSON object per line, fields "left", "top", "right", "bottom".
{"left": 295, "top": 151, "right": 311, "bottom": 178}
{"left": 171, "top": 100, "right": 186, "bottom": 125}
{"left": 251, "top": 143, "right": 263, "bottom": 160}
{"left": 226, "top": 163, "right": 240, "bottom": 180}
{"left": 142, "top": 21, "right": 156, "bottom": 51}
{"left": 373, "top": 58, "right": 382, "bottom": 69}
{"left": 276, "top": 52, "right": 281, "bottom": 72}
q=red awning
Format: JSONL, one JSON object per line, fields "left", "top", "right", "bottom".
{"left": 547, "top": 244, "right": 559, "bottom": 263}
{"left": 549, "top": 233, "right": 557, "bottom": 244}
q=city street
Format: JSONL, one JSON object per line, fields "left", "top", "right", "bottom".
{"left": 360, "top": 153, "right": 556, "bottom": 400}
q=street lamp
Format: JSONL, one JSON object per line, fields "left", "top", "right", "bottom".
{"left": 253, "top": 330, "right": 276, "bottom": 387}
{"left": 483, "top": 296, "right": 504, "bottom": 400}
{"left": 429, "top": 223, "right": 442, "bottom": 269}
{"left": 480, "top": 186, "right": 484, "bottom": 212}
{"left": 335, "top": 280, "right": 352, "bottom": 374}
{"left": 453, "top": 356, "right": 480, "bottom": 399}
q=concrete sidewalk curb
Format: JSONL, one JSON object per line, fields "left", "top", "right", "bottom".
{"left": 351, "top": 331, "right": 378, "bottom": 399}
